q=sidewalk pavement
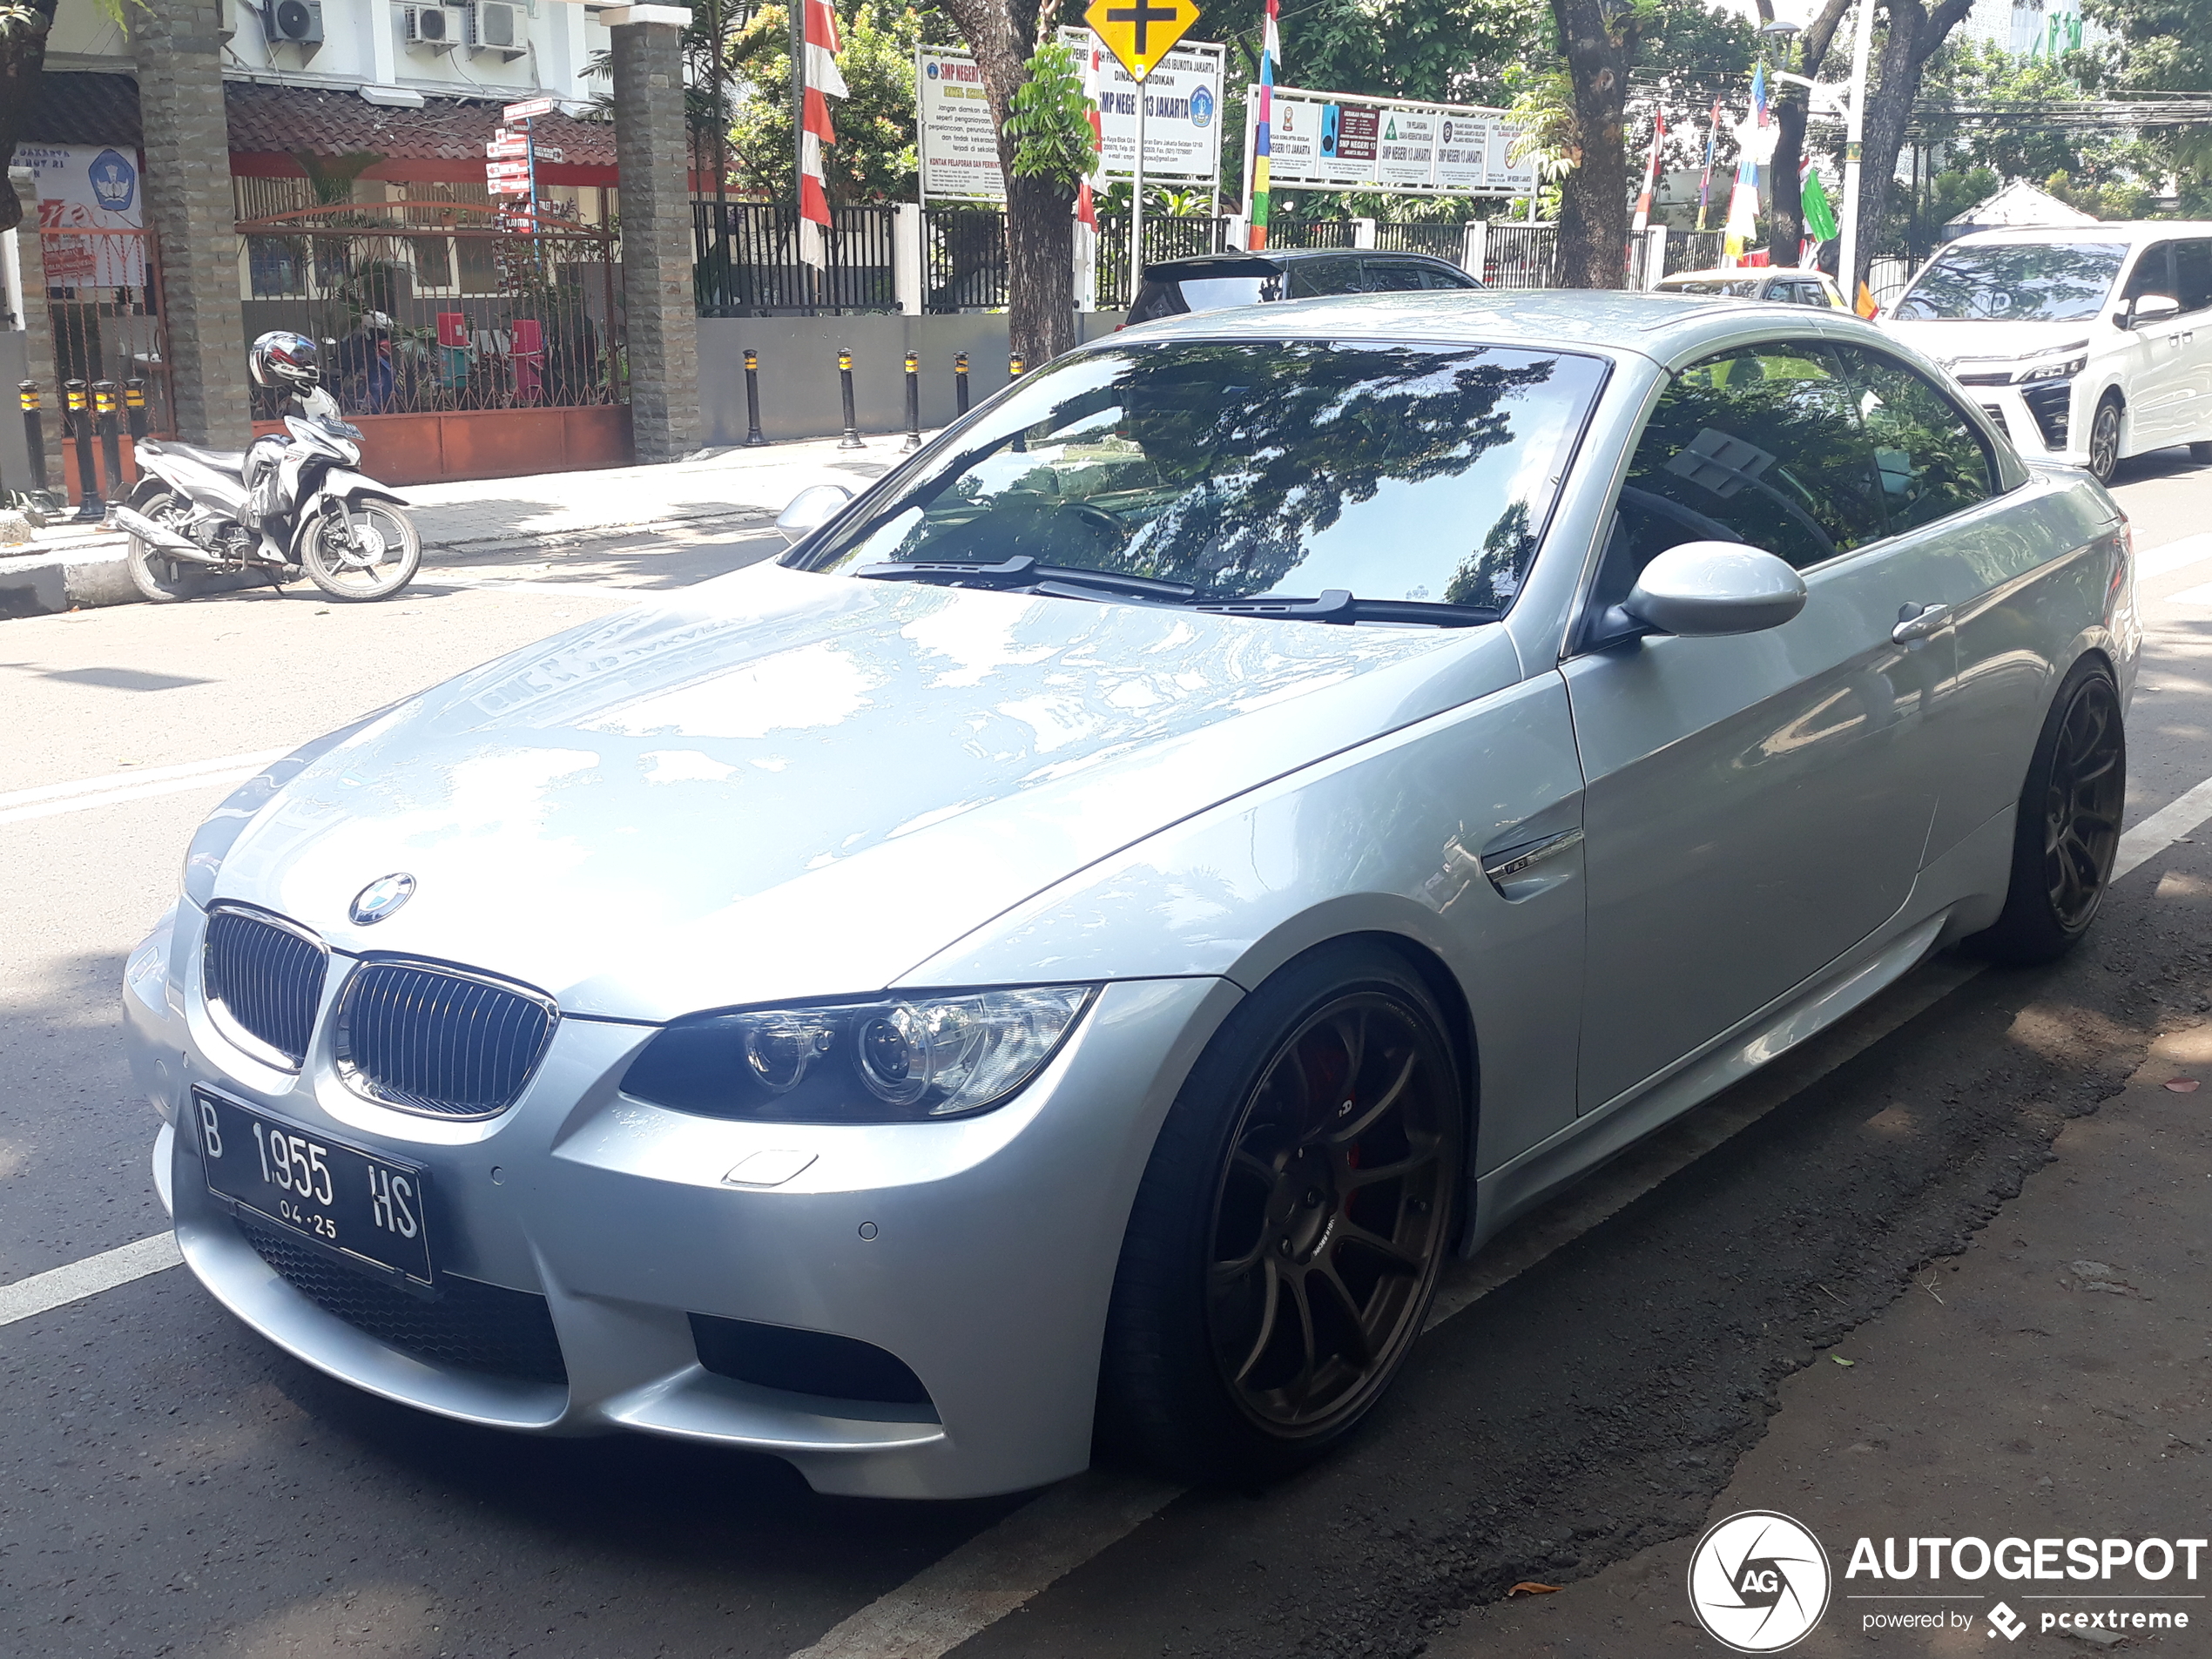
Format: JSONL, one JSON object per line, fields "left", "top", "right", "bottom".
{"left": 0, "top": 434, "right": 919, "bottom": 620}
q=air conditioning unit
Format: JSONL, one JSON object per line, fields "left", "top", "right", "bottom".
{"left": 262, "top": 0, "right": 323, "bottom": 53}
{"left": 403, "top": 3, "right": 464, "bottom": 48}
{"left": 469, "top": 1, "right": 527, "bottom": 59}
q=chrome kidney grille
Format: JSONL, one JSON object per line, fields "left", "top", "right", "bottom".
{"left": 334, "top": 961, "right": 557, "bottom": 1120}
{"left": 203, "top": 907, "right": 328, "bottom": 1069}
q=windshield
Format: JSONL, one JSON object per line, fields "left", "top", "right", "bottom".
{"left": 800, "top": 340, "right": 1607, "bottom": 614}
{"left": 1891, "top": 243, "right": 2125, "bottom": 322}
{"left": 1666, "top": 279, "right": 1761, "bottom": 297}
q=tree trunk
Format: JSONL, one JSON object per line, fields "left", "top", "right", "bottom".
{"left": 1848, "top": 0, "right": 1972, "bottom": 288}
{"left": 0, "top": 0, "right": 58, "bottom": 233}
{"left": 1551, "top": 0, "right": 1636, "bottom": 290}
{"left": 941, "top": 0, "right": 1075, "bottom": 366}
{"left": 1766, "top": 92, "right": 1807, "bottom": 268}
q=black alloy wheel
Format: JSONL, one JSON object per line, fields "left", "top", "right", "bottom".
{"left": 1973, "top": 658, "right": 2126, "bottom": 963}
{"left": 2087, "top": 395, "right": 2122, "bottom": 484}
{"left": 1100, "top": 944, "right": 1465, "bottom": 1483}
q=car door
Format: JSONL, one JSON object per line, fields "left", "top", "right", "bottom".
{"left": 1831, "top": 340, "right": 2121, "bottom": 862}
{"left": 1561, "top": 337, "right": 1955, "bottom": 1113}
{"left": 2117, "top": 240, "right": 2191, "bottom": 449}
{"left": 2169, "top": 238, "right": 2212, "bottom": 442}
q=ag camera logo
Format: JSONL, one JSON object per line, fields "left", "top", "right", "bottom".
{"left": 1687, "top": 1510, "right": 1832, "bottom": 1652}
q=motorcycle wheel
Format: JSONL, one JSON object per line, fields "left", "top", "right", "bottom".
{"left": 124, "top": 489, "right": 213, "bottom": 604}
{"left": 301, "top": 502, "right": 421, "bottom": 602}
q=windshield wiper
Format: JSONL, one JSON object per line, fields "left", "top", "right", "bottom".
{"left": 1191, "top": 590, "right": 1499, "bottom": 628}
{"left": 853, "top": 556, "right": 1202, "bottom": 604}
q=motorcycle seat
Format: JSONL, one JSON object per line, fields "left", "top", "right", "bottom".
{"left": 136, "top": 439, "right": 248, "bottom": 474}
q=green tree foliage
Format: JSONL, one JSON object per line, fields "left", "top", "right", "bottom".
{"left": 726, "top": 0, "right": 924, "bottom": 202}
{"left": 1006, "top": 37, "right": 1099, "bottom": 193}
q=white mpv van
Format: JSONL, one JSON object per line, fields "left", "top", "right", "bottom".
{"left": 1881, "top": 222, "right": 2212, "bottom": 482}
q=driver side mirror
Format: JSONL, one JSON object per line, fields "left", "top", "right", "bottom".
{"left": 2121, "top": 293, "right": 2181, "bottom": 329}
{"left": 776, "top": 483, "right": 853, "bottom": 546}
{"left": 1618, "top": 541, "right": 1808, "bottom": 638}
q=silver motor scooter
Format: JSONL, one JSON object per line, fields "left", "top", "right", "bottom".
{"left": 112, "top": 387, "right": 421, "bottom": 604}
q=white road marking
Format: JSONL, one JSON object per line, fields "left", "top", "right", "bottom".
{"left": 788, "top": 1471, "right": 1182, "bottom": 1659}
{"left": 2116, "top": 774, "right": 2212, "bottom": 880}
{"left": 0, "top": 1232, "right": 181, "bottom": 1328}
{"left": 2163, "top": 577, "right": 2212, "bottom": 608}
{"left": 0, "top": 747, "right": 287, "bottom": 826}
{"left": 2138, "top": 532, "right": 2212, "bottom": 581}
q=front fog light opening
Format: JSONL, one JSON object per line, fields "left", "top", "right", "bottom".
{"left": 622, "top": 985, "right": 1098, "bottom": 1123}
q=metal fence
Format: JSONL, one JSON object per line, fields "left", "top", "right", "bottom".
{"left": 1372, "top": 222, "right": 1467, "bottom": 261}
{"left": 1668, "top": 229, "right": 1727, "bottom": 273}
{"left": 1265, "top": 219, "right": 1360, "bottom": 251}
{"left": 924, "top": 208, "right": 1008, "bottom": 312}
{"left": 695, "top": 202, "right": 898, "bottom": 315}
{"left": 38, "top": 227, "right": 174, "bottom": 436}
{"left": 236, "top": 205, "right": 624, "bottom": 418}
{"left": 1480, "top": 223, "right": 1559, "bottom": 289}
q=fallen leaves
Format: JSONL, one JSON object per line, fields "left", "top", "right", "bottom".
{"left": 1831, "top": 1355, "right": 1856, "bottom": 1367}
{"left": 1507, "top": 1581, "right": 1561, "bottom": 1596}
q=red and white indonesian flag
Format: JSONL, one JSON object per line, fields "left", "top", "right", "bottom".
{"left": 798, "top": 0, "right": 847, "bottom": 269}
{"left": 1076, "top": 41, "right": 1103, "bottom": 229}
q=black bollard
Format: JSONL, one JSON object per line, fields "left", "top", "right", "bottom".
{"left": 19, "top": 381, "right": 49, "bottom": 496}
{"left": 124, "top": 377, "right": 149, "bottom": 442}
{"left": 742, "top": 349, "right": 767, "bottom": 447}
{"left": 901, "top": 351, "right": 921, "bottom": 452}
{"left": 954, "top": 353, "right": 970, "bottom": 416}
{"left": 64, "top": 379, "right": 101, "bottom": 520}
{"left": 1008, "top": 350, "right": 1027, "bottom": 379}
{"left": 93, "top": 380, "right": 125, "bottom": 508}
{"left": 837, "top": 346, "right": 864, "bottom": 450}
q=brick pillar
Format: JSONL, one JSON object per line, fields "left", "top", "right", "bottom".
{"left": 131, "top": 0, "right": 253, "bottom": 448}
{"left": 9, "top": 169, "right": 60, "bottom": 489}
{"left": 611, "top": 8, "right": 700, "bottom": 463}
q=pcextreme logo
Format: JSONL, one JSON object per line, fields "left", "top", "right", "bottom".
{"left": 1686, "top": 1511, "right": 1833, "bottom": 1652}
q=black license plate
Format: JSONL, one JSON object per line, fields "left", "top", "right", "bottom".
{"left": 193, "top": 1090, "right": 435, "bottom": 1291}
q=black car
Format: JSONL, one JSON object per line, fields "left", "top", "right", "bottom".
{"left": 1124, "top": 248, "right": 1481, "bottom": 325}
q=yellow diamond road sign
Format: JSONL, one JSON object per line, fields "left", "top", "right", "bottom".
{"left": 1082, "top": 0, "right": 1200, "bottom": 80}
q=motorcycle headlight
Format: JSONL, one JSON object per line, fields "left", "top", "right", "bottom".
{"left": 622, "top": 986, "right": 1097, "bottom": 1123}
{"left": 2020, "top": 355, "right": 2087, "bottom": 382}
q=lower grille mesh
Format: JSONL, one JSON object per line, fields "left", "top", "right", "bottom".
{"left": 238, "top": 1217, "right": 568, "bottom": 1386}
{"left": 336, "top": 961, "right": 556, "bottom": 1119}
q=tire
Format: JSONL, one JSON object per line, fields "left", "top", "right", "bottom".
{"left": 1968, "top": 658, "right": 2126, "bottom": 965}
{"left": 2087, "top": 395, "right": 2122, "bottom": 485}
{"left": 300, "top": 501, "right": 421, "bottom": 602}
{"left": 1098, "top": 942, "right": 1467, "bottom": 1485}
{"left": 124, "top": 489, "right": 212, "bottom": 604}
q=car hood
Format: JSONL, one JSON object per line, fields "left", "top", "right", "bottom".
{"left": 212, "top": 563, "right": 1519, "bottom": 1020}
{"left": 1882, "top": 316, "right": 2095, "bottom": 368}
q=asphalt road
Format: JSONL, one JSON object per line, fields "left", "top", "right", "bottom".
{"left": 3, "top": 458, "right": 2211, "bottom": 1659}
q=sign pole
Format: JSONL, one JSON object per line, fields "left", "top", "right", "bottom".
{"left": 1130, "top": 60, "right": 1147, "bottom": 302}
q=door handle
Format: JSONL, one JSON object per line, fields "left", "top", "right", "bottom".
{"left": 1892, "top": 602, "right": 1952, "bottom": 644}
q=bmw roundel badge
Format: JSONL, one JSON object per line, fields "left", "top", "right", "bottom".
{"left": 350, "top": 873, "right": 416, "bottom": 925}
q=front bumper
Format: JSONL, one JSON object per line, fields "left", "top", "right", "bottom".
{"left": 1961, "top": 377, "right": 2085, "bottom": 464}
{"left": 128, "top": 898, "right": 1238, "bottom": 1498}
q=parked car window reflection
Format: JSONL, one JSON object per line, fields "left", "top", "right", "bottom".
{"left": 2177, "top": 240, "right": 2212, "bottom": 314}
{"left": 1892, "top": 243, "right": 2126, "bottom": 322}
{"left": 1831, "top": 345, "right": 1996, "bottom": 536}
{"left": 804, "top": 341, "right": 1608, "bottom": 611}
{"left": 1602, "top": 341, "right": 1888, "bottom": 591}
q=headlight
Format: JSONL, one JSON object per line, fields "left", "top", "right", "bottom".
{"left": 2020, "top": 355, "right": 2087, "bottom": 382}
{"left": 621, "top": 986, "right": 1097, "bottom": 1123}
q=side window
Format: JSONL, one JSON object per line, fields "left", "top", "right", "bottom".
{"left": 1360, "top": 260, "right": 1428, "bottom": 293}
{"left": 1599, "top": 341, "right": 1889, "bottom": 609}
{"left": 1832, "top": 345, "right": 1997, "bottom": 535}
{"left": 1419, "top": 262, "right": 1477, "bottom": 289}
{"left": 1286, "top": 258, "right": 1359, "bottom": 298}
{"left": 2175, "top": 240, "right": 2212, "bottom": 313}
{"left": 2124, "top": 242, "right": 2178, "bottom": 303}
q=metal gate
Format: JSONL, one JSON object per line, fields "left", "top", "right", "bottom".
{"left": 235, "top": 203, "right": 624, "bottom": 416}
{"left": 39, "top": 226, "right": 174, "bottom": 436}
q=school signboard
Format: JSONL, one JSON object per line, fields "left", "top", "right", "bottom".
{"left": 1246, "top": 85, "right": 1535, "bottom": 199}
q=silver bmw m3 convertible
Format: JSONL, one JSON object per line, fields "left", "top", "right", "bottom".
{"left": 126, "top": 293, "right": 2137, "bottom": 1500}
